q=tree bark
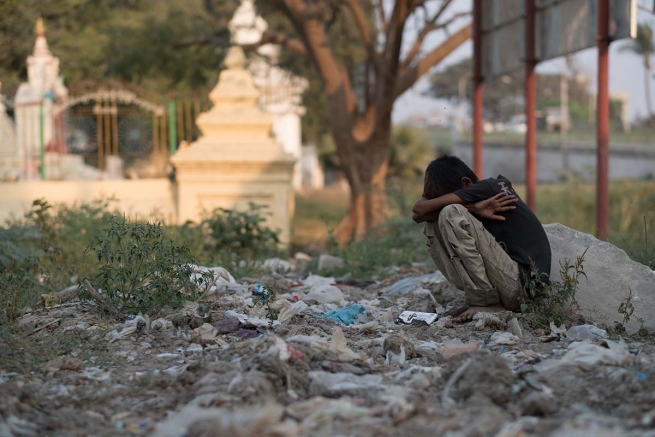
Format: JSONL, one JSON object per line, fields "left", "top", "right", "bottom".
{"left": 270, "top": 1, "right": 472, "bottom": 245}
{"left": 332, "top": 121, "right": 391, "bottom": 245}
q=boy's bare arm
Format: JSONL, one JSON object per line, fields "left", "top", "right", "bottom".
{"left": 411, "top": 193, "right": 464, "bottom": 223}
{"left": 412, "top": 193, "right": 518, "bottom": 223}
{"left": 412, "top": 210, "right": 442, "bottom": 223}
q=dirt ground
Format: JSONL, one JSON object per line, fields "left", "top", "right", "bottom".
{"left": 2, "top": 269, "right": 655, "bottom": 437}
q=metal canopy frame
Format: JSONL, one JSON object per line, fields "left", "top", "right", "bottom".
{"left": 473, "top": 0, "right": 636, "bottom": 240}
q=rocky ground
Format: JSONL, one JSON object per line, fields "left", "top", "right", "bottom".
{"left": 2, "top": 263, "right": 655, "bottom": 437}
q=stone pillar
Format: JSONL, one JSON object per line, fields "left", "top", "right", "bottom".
{"left": 171, "top": 46, "right": 296, "bottom": 245}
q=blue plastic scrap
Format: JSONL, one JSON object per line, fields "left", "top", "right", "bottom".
{"left": 254, "top": 284, "right": 269, "bottom": 302}
{"left": 309, "top": 304, "right": 366, "bottom": 325}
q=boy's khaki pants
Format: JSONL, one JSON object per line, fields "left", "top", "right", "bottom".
{"left": 424, "top": 204, "right": 521, "bottom": 311}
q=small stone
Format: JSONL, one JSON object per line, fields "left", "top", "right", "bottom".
{"left": 60, "top": 356, "right": 84, "bottom": 371}
{"left": 236, "top": 329, "right": 260, "bottom": 339}
{"left": 489, "top": 332, "right": 520, "bottom": 346}
{"left": 178, "top": 371, "right": 197, "bottom": 386}
{"left": 294, "top": 252, "right": 312, "bottom": 262}
{"left": 383, "top": 335, "right": 415, "bottom": 359}
{"left": 45, "top": 355, "right": 84, "bottom": 373}
{"left": 213, "top": 317, "right": 240, "bottom": 334}
{"left": 318, "top": 254, "right": 346, "bottom": 272}
{"left": 520, "top": 391, "right": 558, "bottom": 417}
{"left": 446, "top": 350, "right": 514, "bottom": 406}
{"left": 440, "top": 344, "right": 479, "bottom": 361}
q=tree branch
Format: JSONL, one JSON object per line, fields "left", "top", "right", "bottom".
{"left": 376, "top": 0, "right": 388, "bottom": 33}
{"left": 395, "top": 23, "right": 472, "bottom": 98}
{"left": 344, "top": 0, "right": 378, "bottom": 66}
{"left": 402, "top": 0, "right": 458, "bottom": 66}
{"left": 172, "top": 31, "right": 308, "bottom": 57}
{"left": 245, "top": 32, "right": 308, "bottom": 56}
{"left": 384, "top": 0, "right": 411, "bottom": 60}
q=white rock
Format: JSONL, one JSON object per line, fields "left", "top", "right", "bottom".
{"left": 545, "top": 224, "right": 655, "bottom": 333}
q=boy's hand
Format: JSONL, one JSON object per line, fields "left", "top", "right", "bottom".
{"left": 467, "top": 193, "right": 518, "bottom": 221}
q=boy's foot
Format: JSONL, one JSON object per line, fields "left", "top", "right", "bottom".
{"left": 442, "top": 305, "right": 469, "bottom": 319}
{"left": 453, "top": 304, "right": 506, "bottom": 323}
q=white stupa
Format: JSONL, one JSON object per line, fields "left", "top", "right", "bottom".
{"left": 229, "top": 0, "right": 309, "bottom": 190}
{"left": 14, "top": 19, "right": 68, "bottom": 180}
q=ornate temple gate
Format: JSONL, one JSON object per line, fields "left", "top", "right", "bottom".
{"left": 60, "top": 89, "right": 168, "bottom": 175}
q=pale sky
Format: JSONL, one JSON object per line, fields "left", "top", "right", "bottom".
{"left": 393, "top": 0, "right": 655, "bottom": 123}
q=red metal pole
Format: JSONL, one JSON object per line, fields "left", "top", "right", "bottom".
{"left": 596, "top": 0, "right": 610, "bottom": 240}
{"left": 473, "top": 0, "right": 483, "bottom": 178}
{"left": 525, "top": 0, "right": 537, "bottom": 211}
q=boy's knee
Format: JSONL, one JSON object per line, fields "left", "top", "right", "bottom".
{"left": 439, "top": 204, "right": 467, "bottom": 221}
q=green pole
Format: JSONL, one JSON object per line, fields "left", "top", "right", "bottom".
{"left": 168, "top": 100, "right": 177, "bottom": 155}
{"left": 39, "top": 103, "right": 45, "bottom": 180}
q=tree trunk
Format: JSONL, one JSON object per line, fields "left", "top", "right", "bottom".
{"left": 332, "top": 120, "right": 392, "bottom": 245}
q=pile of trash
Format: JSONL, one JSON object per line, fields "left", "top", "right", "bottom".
{"left": 2, "top": 259, "right": 655, "bottom": 437}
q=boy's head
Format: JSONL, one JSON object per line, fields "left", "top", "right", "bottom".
{"left": 423, "top": 155, "right": 478, "bottom": 199}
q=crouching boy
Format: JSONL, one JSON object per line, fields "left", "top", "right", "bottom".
{"left": 412, "top": 155, "right": 551, "bottom": 322}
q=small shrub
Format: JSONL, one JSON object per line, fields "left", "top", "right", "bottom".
{"left": 0, "top": 224, "right": 47, "bottom": 322}
{"left": 0, "top": 261, "right": 42, "bottom": 324}
{"left": 520, "top": 249, "right": 587, "bottom": 329}
{"left": 617, "top": 288, "right": 636, "bottom": 329}
{"left": 10, "top": 198, "right": 116, "bottom": 290}
{"left": 200, "top": 203, "right": 283, "bottom": 273}
{"left": 84, "top": 216, "right": 210, "bottom": 316}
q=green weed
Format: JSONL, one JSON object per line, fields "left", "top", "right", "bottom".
{"left": 84, "top": 216, "right": 211, "bottom": 316}
{"left": 520, "top": 249, "right": 587, "bottom": 329}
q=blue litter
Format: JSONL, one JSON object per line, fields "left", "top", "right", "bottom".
{"left": 254, "top": 284, "right": 270, "bottom": 302}
{"left": 309, "top": 304, "right": 366, "bottom": 325}
{"left": 638, "top": 372, "right": 647, "bottom": 381}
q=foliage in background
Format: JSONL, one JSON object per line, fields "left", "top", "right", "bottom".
{"left": 521, "top": 250, "right": 587, "bottom": 329}
{"left": 388, "top": 126, "right": 435, "bottom": 182}
{"left": 0, "top": 258, "right": 41, "bottom": 324}
{"left": 18, "top": 199, "right": 115, "bottom": 288}
{"left": 1, "top": 198, "right": 281, "bottom": 321}
{"left": 532, "top": 179, "right": 655, "bottom": 269}
{"left": 0, "top": 0, "right": 238, "bottom": 98}
{"left": 428, "top": 57, "right": 628, "bottom": 126}
{"left": 1, "top": 198, "right": 117, "bottom": 322}
{"left": 84, "top": 217, "right": 209, "bottom": 315}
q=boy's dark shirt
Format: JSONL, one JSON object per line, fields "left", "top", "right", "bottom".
{"left": 453, "top": 175, "right": 552, "bottom": 284}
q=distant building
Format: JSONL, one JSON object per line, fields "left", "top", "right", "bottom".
{"left": 406, "top": 114, "right": 427, "bottom": 127}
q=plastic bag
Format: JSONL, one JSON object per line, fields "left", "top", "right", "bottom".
{"left": 566, "top": 325, "right": 608, "bottom": 341}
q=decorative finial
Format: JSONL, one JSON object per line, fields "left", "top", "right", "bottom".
{"left": 36, "top": 18, "right": 45, "bottom": 36}
{"left": 224, "top": 46, "right": 246, "bottom": 69}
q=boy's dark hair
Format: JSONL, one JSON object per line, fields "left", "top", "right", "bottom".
{"left": 423, "top": 155, "right": 479, "bottom": 199}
